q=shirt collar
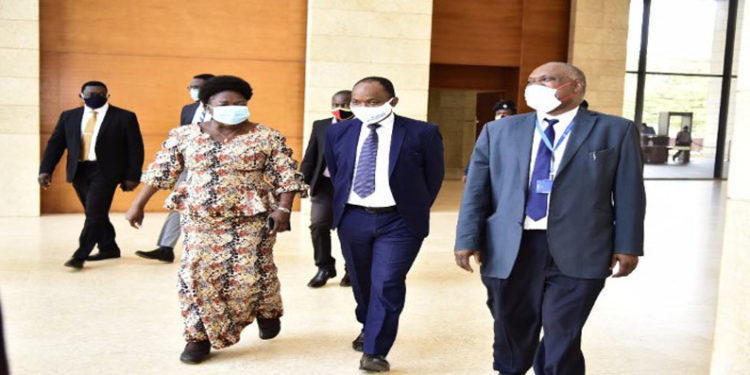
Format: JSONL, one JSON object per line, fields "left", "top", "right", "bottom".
{"left": 537, "top": 106, "right": 579, "bottom": 128}
{"left": 85, "top": 102, "right": 109, "bottom": 114}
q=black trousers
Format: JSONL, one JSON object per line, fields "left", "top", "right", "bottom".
{"left": 482, "top": 231, "right": 605, "bottom": 375}
{"left": 71, "top": 161, "right": 119, "bottom": 260}
{"left": 310, "top": 177, "right": 335, "bottom": 270}
{"left": 0, "top": 298, "right": 7, "bottom": 375}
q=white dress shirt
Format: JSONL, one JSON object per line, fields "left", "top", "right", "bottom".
{"left": 347, "top": 112, "right": 396, "bottom": 207}
{"left": 80, "top": 103, "right": 110, "bottom": 161}
{"left": 190, "top": 102, "right": 211, "bottom": 124}
{"left": 524, "top": 106, "right": 580, "bottom": 230}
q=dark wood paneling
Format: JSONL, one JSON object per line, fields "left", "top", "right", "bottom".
{"left": 40, "top": 0, "right": 307, "bottom": 213}
{"left": 431, "top": 0, "right": 523, "bottom": 66}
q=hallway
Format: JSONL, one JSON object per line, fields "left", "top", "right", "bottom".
{"left": 0, "top": 180, "right": 724, "bottom": 374}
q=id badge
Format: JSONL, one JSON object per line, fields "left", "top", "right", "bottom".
{"left": 536, "top": 179, "right": 553, "bottom": 194}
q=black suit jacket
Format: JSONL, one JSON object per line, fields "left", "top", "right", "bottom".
{"left": 40, "top": 105, "right": 145, "bottom": 183}
{"left": 300, "top": 118, "right": 333, "bottom": 196}
{"left": 180, "top": 101, "right": 200, "bottom": 125}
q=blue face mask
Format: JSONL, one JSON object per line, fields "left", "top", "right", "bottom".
{"left": 211, "top": 105, "right": 250, "bottom": 125}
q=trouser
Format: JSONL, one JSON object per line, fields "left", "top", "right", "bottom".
{"left": 337, "top": 205, "right": 422, "bottom": 356}
{"left": 156, "top": 170, "right": 187, "bottom": 248}
{"left": 71, "top": 161, "right": 119, "bottom": 260}
{"left": 310, "top": 177, "right": 335, "bottom": 270}
{"left": 482, "top": 230, "right": 605, "bottom": 375}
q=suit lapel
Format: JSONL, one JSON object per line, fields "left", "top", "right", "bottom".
{"left": 515, "top": 114, "right": 536, "bottom": 189}
{"left": 70, "top": 107, "right": 85, "bottom": 151}
{"left": 389, "top": 115, "right": 406, "bottom": 176}
{"left": 555, "top": 108, "right": 596, "bottom": 177}
{"left": 95, "top": 105, "right": 115, "bottom": 145}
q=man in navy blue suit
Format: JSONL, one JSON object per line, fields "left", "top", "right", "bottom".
{"left": 325, "top": 77, "right": 444, "bottom": 372}
{"left": 455, "top": 62, "right": 646, "bottom": 374}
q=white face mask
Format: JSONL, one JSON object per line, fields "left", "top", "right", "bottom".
{"left": 350, "top": 99, "right": 394, "bottom": 124}
{"left": 189, "top": 88, "right": 200, "bottom": 101}
{"left": 524, "top": 84, "right": 564, "bottom": 114}
{"left": 211, "top": 105, "right": 250, "bottom": 125}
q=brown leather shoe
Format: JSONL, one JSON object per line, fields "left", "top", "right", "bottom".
{"left": 179, "top": 340, "right": 210, "bottom": 364}
{"left": 359, "top": 354, "right": 390, "bottom": 372}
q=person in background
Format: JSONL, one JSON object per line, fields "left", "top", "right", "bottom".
{"left": 300, "top": 90, "right": 354, "bottom": 288}
{"left": 672, "top": 125, "right": 692, "bottom": 163}
{"left": 455, "top": 62, "right": 645, "bottom": 374}
{"left": 325, "top": 76, "right": 444, "bottom": 372}
{"left": 136, "top": 73, "right": 215, "bottom": 263}
{"left": 126, "top": 75, "right": 308, "bottom": 364}
{"left": 38, "top": 81, "right": 144, "bottom": 270}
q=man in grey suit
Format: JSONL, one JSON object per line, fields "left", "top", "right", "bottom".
{"left": 135, "top": 73, "right": 214, "bottom": 263}
{"left": 454, "top": 62, "right": 645, "bottom": 375}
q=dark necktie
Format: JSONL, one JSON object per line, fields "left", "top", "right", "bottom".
{"left": 352, "top": 123, "right": 380, "bottom": 198}
{"left": 197, "top": 108, "right": 206, "bottom": 123}
{"left": 525, "top": 118, "right": 558, "bottom": 220}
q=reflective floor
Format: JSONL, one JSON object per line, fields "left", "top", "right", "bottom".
{"left": 0, "top": 180, "right": 725, "bottom": 374}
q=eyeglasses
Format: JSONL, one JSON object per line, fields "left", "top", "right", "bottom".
{"left": 187, "top": 86, "right": 201, "bottom": 90}
{"left": 80, "top": 93, "right": 108, "bottom": 99}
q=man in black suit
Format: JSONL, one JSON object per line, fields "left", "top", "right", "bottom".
{"left": 136, "top": 73, "right": 214, "bottom": 263}
{"left": 39, "top": 81, "right": 144, "bottom": 269}
{"left": 300, "top": 90, "right": 353, "bottom": 287}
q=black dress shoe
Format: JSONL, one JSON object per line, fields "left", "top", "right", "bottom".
{"left": 307, "top": 268, "right": 336, "bottom": 288}
{"left": 135, "top": 247, "right": 175, "bottom": 263}
{"left": 179, "top": 340, "right": 211, "bottom": 364}
{"left": 86, "top": 251, "right": 121, "bottom": 261}
{"left": 64, "top": 258, "right": 84, "bottom": 269}
{"left": 360, "top": 354, "right": 390, "bottom": 372}
{"left": 257, "top": 317, "right": 281, "bottom": 340}
{"left": 352, "top": 331, "right": 364, "bottom": 352}
{"left": 340, "top": 271, "right": 351, "bottom": 287}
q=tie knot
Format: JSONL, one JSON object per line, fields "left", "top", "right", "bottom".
{"left": 544, "top": 118, "right": 559, "bottom": 127}
{"left": 367, "top": 123, "right": 380, "bottom": 131}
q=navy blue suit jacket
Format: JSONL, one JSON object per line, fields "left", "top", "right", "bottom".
{"left": 455, "top": 108, "right": 646, "bottom": 279}
{"left": 180, "top": 101, "right": 200, "bottom": 125}
{"left": 325, "top": 114, "right": 445, "bottom": 239}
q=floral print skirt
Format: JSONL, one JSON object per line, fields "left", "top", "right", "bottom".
{"left": 178, "top": 214, "right": 282, "bottom": 349}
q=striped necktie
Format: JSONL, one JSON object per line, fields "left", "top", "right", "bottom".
{"left": 352, "top": 123, "right": 380, "bottom": 198}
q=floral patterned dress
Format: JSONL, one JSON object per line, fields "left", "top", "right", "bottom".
{"left": 141, "top": 123, "right": 308, "bottom": 349}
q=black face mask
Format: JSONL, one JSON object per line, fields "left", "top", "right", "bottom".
{"left": 332, "top": 108, "right": 354, "bottom": 121}
{"left": 83, "top": 94, "right": 108, "bottom": 109}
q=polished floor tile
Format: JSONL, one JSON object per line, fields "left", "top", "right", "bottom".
{"left": 0, "top": 180, "right": 724, "bottom": 374}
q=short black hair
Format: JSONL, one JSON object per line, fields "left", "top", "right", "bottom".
{"left": 493, "top": 100, "right": 516, "bottom": 113}
{"left": 354, "top": 76, "right": 395, "bottom": 98}
{"left": 198, "top": 75, "right": 253, "bottom": 104}
{"left": 333, "top": 90, "right": 352, "bottom": 99}
{"left": 193, "top": 73, "right": 215, "bottom": 80}
{"left": 81, "top": 81, "right": 107, "bottom": 92}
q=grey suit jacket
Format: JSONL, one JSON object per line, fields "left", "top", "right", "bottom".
{"left": 454, "top": 108, "right": 646, "bottom": 279}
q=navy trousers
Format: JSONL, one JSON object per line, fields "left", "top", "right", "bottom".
{"left": 482, "top": 230, "right": 605, "bottom": 375}
{"left": 337, "top": 206, "right": 422, "bottom": 356}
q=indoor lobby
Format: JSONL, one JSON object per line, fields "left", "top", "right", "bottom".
{"left": 1, "top": 1, "right": 750, "bottom": 374}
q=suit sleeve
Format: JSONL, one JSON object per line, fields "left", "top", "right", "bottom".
{"left": 39, "top": 112, "right": 68, "bottom": 175}
{"left": 454, "top": 124, "right": 493, "bottom": 251}
{"left": 124, "top": 112, "right": 145, "bottom": 182}
{"left": 613, "top": 122, "right": 646, "bottom": 256}
{"left": 324, "top": 126, "right": 337, "bottom": 180}
{"left": 423, "top": 125, "right": 445, "bottom": 205}
{"left": 299, "top": 123, "right": 318, "bottom": 184}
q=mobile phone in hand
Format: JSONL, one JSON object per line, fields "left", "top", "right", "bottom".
{"left": 266, "top": 216, "right": 275, "bottom": 231}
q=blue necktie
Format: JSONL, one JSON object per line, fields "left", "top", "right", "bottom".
{"left": 352, "top": 124, "right": 380, "bottom": 198}
{"left": 525, "top": 119, "right": 558, "bottom": 220}
{"left": 197, "top": 108, "right": 206, "bottom": 123}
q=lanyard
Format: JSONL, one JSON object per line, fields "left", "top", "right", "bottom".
{"left": 534, "top": 118, "right": 575, "bottom": 178}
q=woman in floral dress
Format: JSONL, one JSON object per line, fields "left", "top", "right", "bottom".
{"left": 126, "top": 76, "right": 307, "bottom": 364}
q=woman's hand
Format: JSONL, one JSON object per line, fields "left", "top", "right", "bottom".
{"left": 126, "top": 203, "right": 145, "bottom": 229}
{"left": 267, "top": 208, "right": 291, "bottom": 235}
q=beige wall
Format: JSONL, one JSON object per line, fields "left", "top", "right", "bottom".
{"left": 710, "top": 0, "right": 750, "bottom": 372}
{"left": 0, "top": 0, "right": 39, "bottom": 216}
{"left": 568, "top": 0, "right": 630, "bottom": 116}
